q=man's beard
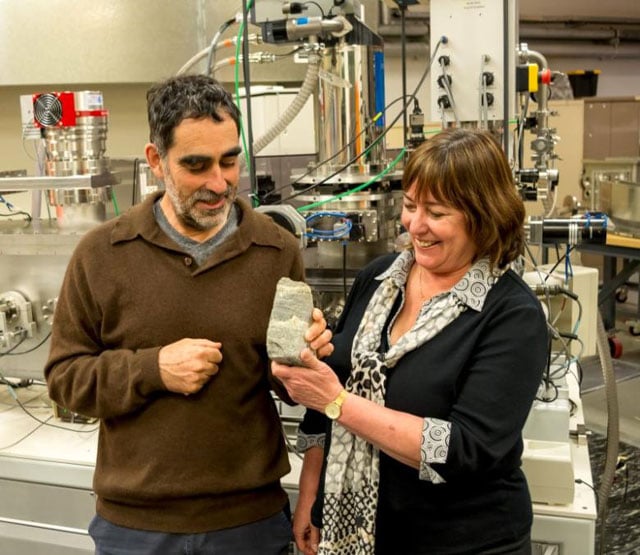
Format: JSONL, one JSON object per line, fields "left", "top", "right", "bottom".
{"left": 164, "top": 172, "right": 237, "bottom": 232}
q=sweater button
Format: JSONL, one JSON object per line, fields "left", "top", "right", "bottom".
{"left": 184, "top": 257, "right": 193, "bottom": 266}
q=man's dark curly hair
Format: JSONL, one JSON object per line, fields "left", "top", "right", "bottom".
{"left": 146, "top": 74, "right": 241, "bottom": 157}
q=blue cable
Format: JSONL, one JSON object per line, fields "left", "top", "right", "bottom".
{"left": 305, "top": 211, "right": 352, "bottom": 240}
{"left": 0, "top": 194, "right": 15, "bottom": 211}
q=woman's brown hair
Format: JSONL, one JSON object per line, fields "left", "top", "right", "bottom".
{"left": 402, "top": 127, "right": 525, "bottom": 270}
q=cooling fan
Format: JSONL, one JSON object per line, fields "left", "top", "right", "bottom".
{"left": 32, "top": 91, "right": 76, "bottom": 128}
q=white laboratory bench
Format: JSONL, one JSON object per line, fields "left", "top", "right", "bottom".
{"left": 529, "top": 372, "right": 598, "bottom": 554}
{"left": 0, "top": 382, "right": 596, "bottom": 555}
{"left": 0, "top": 385, "right": 97, "bottom": 555}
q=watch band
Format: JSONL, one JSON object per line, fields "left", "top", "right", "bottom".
{"left": 324, "top": 389, "right": 348, "bottom": 420}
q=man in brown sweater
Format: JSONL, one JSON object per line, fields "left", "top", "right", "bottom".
{"left": 45, "top": 74, "right": 332, "bottom": 555}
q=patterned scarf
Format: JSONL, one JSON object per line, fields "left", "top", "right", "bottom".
{"left": 318, "top": 252, "right": 470, "bottom": 554}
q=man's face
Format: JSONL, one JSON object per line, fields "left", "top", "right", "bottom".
{"left": 147, "top": 115, "right": 242, "bottom": 241}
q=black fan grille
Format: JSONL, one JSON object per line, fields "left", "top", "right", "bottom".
{"left": 34, "top": 93, "right": 63, "bottom": 127}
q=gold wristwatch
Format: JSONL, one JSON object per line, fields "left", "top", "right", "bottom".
{"left": 324, "top": 389, "right": 348, "bottom": 420}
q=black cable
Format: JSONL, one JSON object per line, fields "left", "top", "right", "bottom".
{"left": 0, "top": 377, "right": 20, "bottom": 388}
{"left": 575, "top": 478, "right": 599, "bottom": 510}
{"left": 273, "top": 46, "right": 305, "bottom": 59}
{"left": 622, "top": 463, "right": 630, "bottom": 503}
{"left": 278, "top": 38, "right": 446, "bottom": 203}
{"left": 517, "top": 95, "right": 529, "bottom": 169}
{"left": 0, "top": 387, "right": 45, "bottom": 413}
{"left": 438, "top": 59, "right": 459, "bottom": 125}
{"left": 0, "top": 336, "right": 26, "bottom": 358}
{"left": 0, "top": 376, "right": 32, "bottom": 389}
{"left": 342, "top": 242, "right": 348, "bottom": 301}
{"left": 537, "top": 377, "right": 558, "bottom": 403}
{"left": 206, "top": 18, "right": 237, "bottom": 77}
{"left": 543, "top": 245, "right": 574, "bottom": 282}
{"left": 0, "top": 418, "right": 48, "bottom": 451}
{"left": 1, "top": 331, "right": 97, "bottom": 430}
{"left": 11, "top": 393, "right": 99, "bottom": 432}
{"left": 524, "top": 241, "right": 539, "bottom": 268}
{"left": 1, "top": 379, "right": 99, "bottom": 435}
{"left": 263, "top": 94, "right": 410, "bottom": 203}
{"left": 0, "top": 333, "right": 52, "bottom": 395}
{"left": 2, "top": 332, "right": 51, "bottom": 356}
{"left": 302, "top": 1, "right": 326, "bottom": 17}
{"left": 0, "top": 210, "right": 32, "bottom": 222}
{"left": 545, "top": 333, "right": 552, "bottom": 386}
{"left": 575, "top": 358, "right": 583, "bottom": 386}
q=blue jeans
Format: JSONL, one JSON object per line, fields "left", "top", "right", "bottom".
{"left": 89, "top": 511, "right": 292, "bottom": 555}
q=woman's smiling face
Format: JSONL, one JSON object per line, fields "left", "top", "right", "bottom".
{"left": 401, "top": 182, "right": 477, "bottom": 278}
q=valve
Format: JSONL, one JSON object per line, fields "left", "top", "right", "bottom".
{"left": 437, "top": 95, "right": 451, "bottom": 110}
{"left": 0, "top": 291, "right": 36, "bottom": 349}
{"left": 482, "top": 72, "right": 494, "bottom": 86}
{"left": 481, "top": 92, "right": 494, "bottom": 107}
{"left": 437, "top": 75, "right": 452, "bottom": 89}
{"left": 408, "top": 99, "right": 425, "bottom": 148}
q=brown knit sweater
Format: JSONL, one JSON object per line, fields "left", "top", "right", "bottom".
{"left": 45, "top": 193, "right": 304, "bottom": 533}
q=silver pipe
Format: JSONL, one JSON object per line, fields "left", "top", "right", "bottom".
{"left": 527, "top": 40, "right": 640, "bottom": 58}
{"left": 520, "top": 25, "right": 618, "bottom": 41}
{"left": 519, "top": 46, "right": 549, "bottom": 76}
{"left": 315, "top": 41, "right": 386, "bottom": 170}
{"left": 520, "top": 23, "right": 640, "bottom": 42}
{"left": 253, "top": 48, "right": 321, "bottom": 155}
{"left": 518, "top": 45, "right": 550, "bottom": 142}
{"left": 383, "top": 42, "right": 429, "bottom": 57}
{"left": 383, "top": 30, "right": 640, "bottom": 58}
{"left": 379, "top": 2, "right": 392, "bottom": 26}
{"left": 384, "top": 40, "right": 640, "bottom": 59}
{"left": 0, "top": 174, "right": 119, "bottom": 192}
{"left": 285, "top": 17, "right": 344, "bottom": 41}
{"left": 377, "top": 24, "right": 429, "bottom": 37}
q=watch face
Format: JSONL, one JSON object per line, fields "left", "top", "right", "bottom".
{"left": 325, "top": 403, "right": 340, "bottom": 420}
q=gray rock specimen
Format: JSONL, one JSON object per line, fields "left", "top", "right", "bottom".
{"left": 267, "top": 277, "right": 314, "bottom": 366}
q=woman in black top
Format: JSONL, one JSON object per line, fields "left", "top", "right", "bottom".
{"left": 272, "top": 128, "right": 548, "bottom": 555}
